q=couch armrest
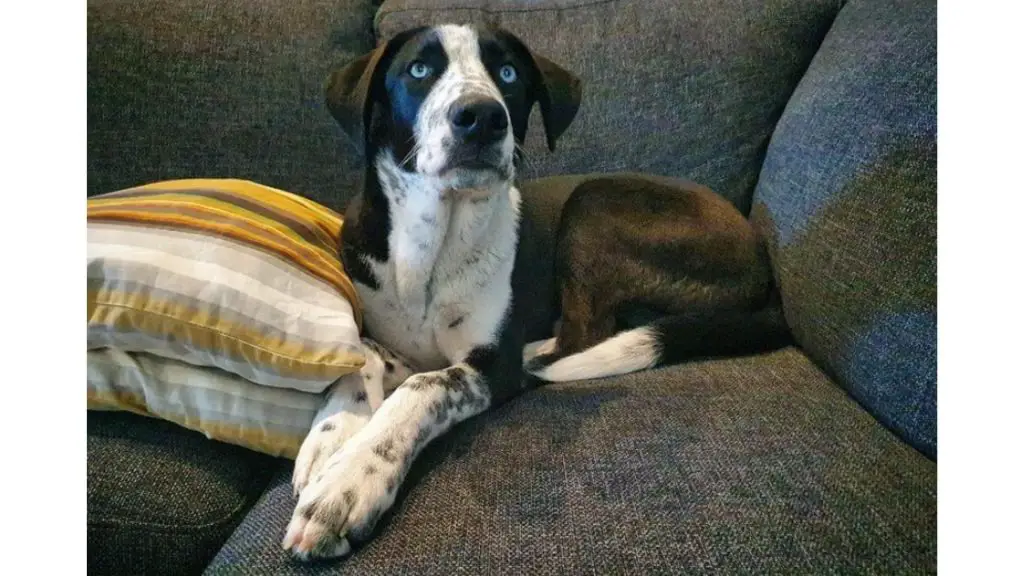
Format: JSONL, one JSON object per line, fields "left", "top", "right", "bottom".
{"left": 751, "top": 0, "right": 936, "bottom": 458}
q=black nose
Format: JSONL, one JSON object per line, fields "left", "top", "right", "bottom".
{"left": 450, "top": 98, "right": 508, "bottom": 144}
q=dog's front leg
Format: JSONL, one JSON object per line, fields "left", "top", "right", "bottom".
{"left": 282, "top": 362, "right": 491, "bottom": 559}
{"left": 291, "top": 339, "right": 415, "bottom": 497}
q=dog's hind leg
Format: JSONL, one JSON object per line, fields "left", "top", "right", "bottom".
{"left": 527, "top": 294, "right": 791, "bottom": 382}
{"left": 523, "top": 318, "right": 562, "bottom": 362}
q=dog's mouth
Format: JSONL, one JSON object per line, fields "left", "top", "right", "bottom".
{"left": 440, "top": 146, "right": 512, "bottom": 180}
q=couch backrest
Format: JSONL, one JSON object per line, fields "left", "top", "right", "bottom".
{"left": 751, "top": 0, "right": 937, "bottom": 459}
{"left": 87, "top": 0, "right": 379, "bottom": 210}
{"left": 88, "top": 0, "right": 844, "bottom": 215}
{"left": 376, "top": 0, "right": 844, "bottom": 214}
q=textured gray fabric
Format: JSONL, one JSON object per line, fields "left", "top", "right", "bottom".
{"left": 375, "top": 0, "right": 844, "bottom": 213}
{"left": 750, "top": 0, "right": 937, "bottom": 459}
{"left": 88, "top": 411, "right": 284, "bottom": 575}
{"left": 87, "top": 0, "right": 377, "bottom": 209}
{"left": 206, "top": 349, "right": 935, "bottom": 575}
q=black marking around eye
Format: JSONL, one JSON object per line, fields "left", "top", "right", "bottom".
{"left": 380, "top": 29, "right": 449, "bottom": 171}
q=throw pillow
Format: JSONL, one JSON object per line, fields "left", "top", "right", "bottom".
{"left": 87, "top": 178, "right": 364, "bottom": 393}
{"left": 88, "top": 348, "right": 322, "bottom": 458}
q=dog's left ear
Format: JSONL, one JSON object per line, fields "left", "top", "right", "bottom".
{"left": 326, "top": 28, "right": 426, "bottom": 152}
{"left": 500, "top": 30, "right": 583, "bottom": 152}
{"left": 531, "top": 54, "right": 583, "bottom": 152}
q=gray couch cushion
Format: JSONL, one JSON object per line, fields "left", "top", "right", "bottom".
{"left": 373, "top": 0, "right": 844, "bottom": 213}
{"left": 205, "top": 349, "right": 935, "bottom": 575}
{"left": 750, "top": 0, "right": 936, "bottom": 458}
{"left": 88, "top": 411, "right": 284, "bottom": 575}
{"left": 87, "top": 0, "right": 377, "bottom": 210}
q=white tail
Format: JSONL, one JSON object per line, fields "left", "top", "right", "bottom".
{"left": 526, "top": 327, "right": 661, "bottom": 382}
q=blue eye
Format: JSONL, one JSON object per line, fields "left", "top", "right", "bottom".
{"left": 499, "top": 64, "right": 518, "bottom": 84}
{"left": 409, "top": 61, "right": 432, "bottom": 79}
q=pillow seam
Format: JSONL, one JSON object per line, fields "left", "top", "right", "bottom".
{"left": 90, "top": 300, "right": 365, "bottom": 372}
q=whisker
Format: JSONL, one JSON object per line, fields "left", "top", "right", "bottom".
{"left": 514, "top": 142, "right": 534, "bottom": 175}
{"left": 399, "top": 143, "right": 421, "bottom": 169}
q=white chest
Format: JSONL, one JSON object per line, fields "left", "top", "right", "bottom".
{"left": 355, "top": 164, "right": 520, "bottom": 371}
{"left": 356, "top": 265, "right": 510, "bottom": 372}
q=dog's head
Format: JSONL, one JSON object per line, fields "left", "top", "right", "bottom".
{"left": 326, "top": 24, "right": 581, "bottom": 188}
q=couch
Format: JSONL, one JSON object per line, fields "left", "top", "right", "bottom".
{"left": 87, "top": 0, "right": 937, "bottom": 574}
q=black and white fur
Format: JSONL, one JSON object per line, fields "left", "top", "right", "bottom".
{"left": 283, "top": 24, "right": 788, "bottom": 560}
{"left": 283, "top": 24, "right": 580, "bottom": 559}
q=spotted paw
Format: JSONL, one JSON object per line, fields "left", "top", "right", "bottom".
{"left": 523, "top": 336, "right": 558, "bottom": 362}
{"left": 360, "top": 337, "right": 416, "bottom": 394}
{"left": 291, "top": 406, "right": 371, "bottom": 497}
{"left": 283, "top": 438, "right": 403, "bottom": 560}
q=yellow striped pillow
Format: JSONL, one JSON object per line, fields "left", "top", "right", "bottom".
{"left": 87, "top": 179, "right": 366, "bottom": 394}
{"left": 88, "top": 348, "right": 323, "bottom": 458}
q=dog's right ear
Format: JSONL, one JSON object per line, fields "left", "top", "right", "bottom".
{"left": 326, "top": 28, "right": 425, "bottom": 151}
{"left": 325, "top": 50, "right": 385, "bottom": 150}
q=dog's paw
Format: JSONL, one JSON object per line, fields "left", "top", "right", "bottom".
{"left": 291, "top": 409, "right": 370, "bottom": 497}
{"left": 283, "top": 439, "right": 402, "bottom": 560}
{"left": 360, "top": 337, "right": 416, "bottom": 394}
{"left": 523, "top": 337, "right": 558, "bottom": 362}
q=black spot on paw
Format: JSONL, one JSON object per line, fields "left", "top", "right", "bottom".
{"left": 354, "top": 390, "right": 368, "bottom": 403}
{"left": 373, "top": 437, "right": 398, "bottom": 463}
{"left": 406, "top": 373, "right": 443, "bottom": 391}
{"left": 448, "top": 316, "right": 465, "bottom": 329}
{"left": 430, "top": 395, "right": 456, "bottom": 424}
{"left": 320, "top": 421, "right": 335, "bottom": 432}
{"left": 448, "top": 366, "right": 467, "bottom": 387}
{"left": 414, "top": 424, "right": 433, "bottom": 448}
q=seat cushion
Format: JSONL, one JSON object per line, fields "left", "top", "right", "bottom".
{"left": 374, "top": 0, "right": 844, "bottom": 213}
{"left": 88, "top": 411, "right": 287, "bottom": 575}
{"left": 205, "top": 348, "right": 936, "bottom": 574}
{"left": 750, "top": 0, "right": 936, "bottom": 458}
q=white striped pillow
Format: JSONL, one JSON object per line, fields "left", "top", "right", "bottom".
{"left": 87, "top": 179, "right": 365, "bottom": 394}
{"left": 88, "top": 348, "right": 327, "bottom": 458}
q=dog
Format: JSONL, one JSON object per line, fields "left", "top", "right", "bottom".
{"left": 282, "top": 23, "right": 789, "bottom": 560}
